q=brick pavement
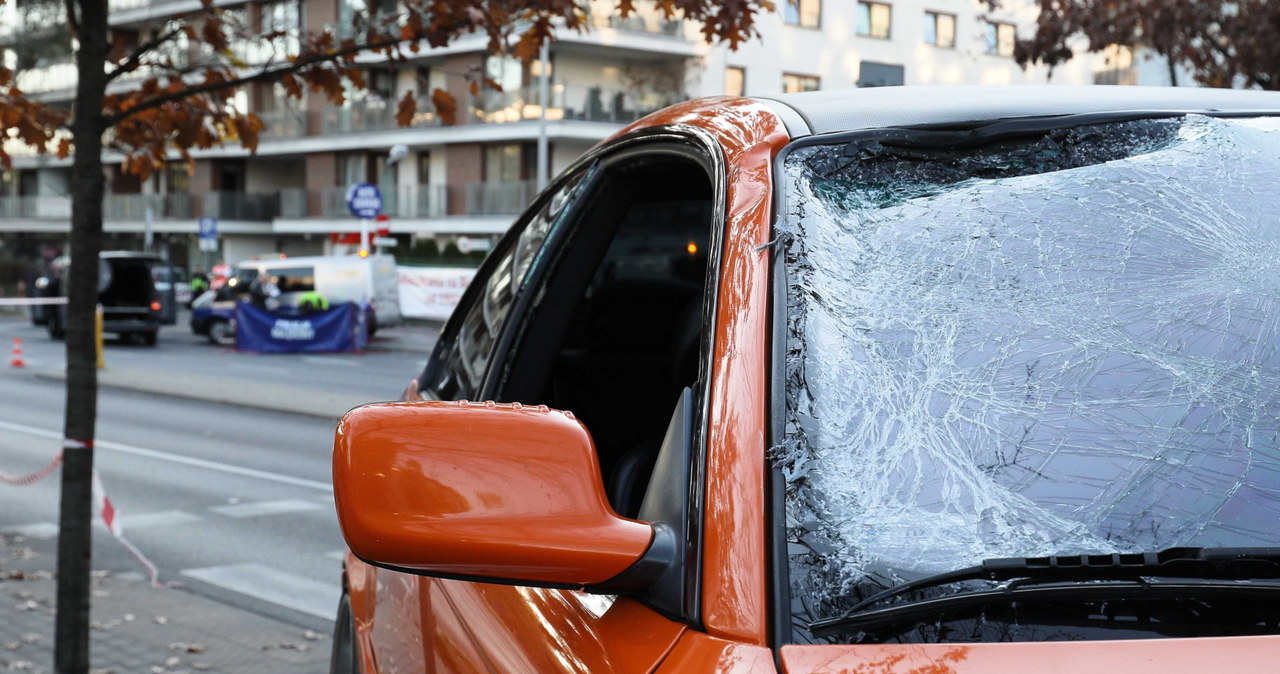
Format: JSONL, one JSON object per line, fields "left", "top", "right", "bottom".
{"left": 0, "top": 532, "right": 329, "bottom": 674}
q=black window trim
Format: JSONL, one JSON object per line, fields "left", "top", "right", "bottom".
{"left": 431, "top": 124, "right": 729, "bottom": 629}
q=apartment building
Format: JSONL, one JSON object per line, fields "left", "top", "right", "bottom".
{"left": 0, "top": 0, "right": 1139, "bottom": 274}
{"left": 0, "top": 0, "right": 696, "bottom": 270}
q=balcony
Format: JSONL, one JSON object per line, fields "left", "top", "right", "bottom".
{"left": 463, "top": 181, "right": 537, "bottom": 216}
{"left": 280, "top": 184, "right": 449, "bottom": 219}
{"left": 585, "top": 7, "right": 684, "bottom": 37}
{"left": 0, "top": 195, "right": 70, "bottom": 219}
{"left": 198, "top": 191, "right": 280, "bottom": 221}
{"left": 321, "top": 97, "right": 439, "bottom": 135}
{"left": 14, "top": 63, "right": 77, "bottom": 94}
{"left": 471, "top": 83, "right": 682, "bottom": 125}
{"left": 103, "top": 192, "right": 192, "bottom": 219}
{"left": 269, "top": 82, "right": 684, "bottom": 142}
{"left": 278, "top": 181, "right": 532, "bottom": 219}
{"left": 108, "top": 0, "right": 190, "bottom": 10}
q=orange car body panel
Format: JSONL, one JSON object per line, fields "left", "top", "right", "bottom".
{"left": 655, "top": 632, "right": 776, "bottom": 673}
{"left": 333, "top": 401, "right": 653, "bottom": 585}
{"left": 622, "top": 96, "right": 791, "bottom": 644}
{"left": 779, "top": 637, "right": 1280, "bottom": 673}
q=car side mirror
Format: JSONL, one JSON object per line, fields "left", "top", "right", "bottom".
{"left": 333, "top": 400, "right": 664, "bottom": 589}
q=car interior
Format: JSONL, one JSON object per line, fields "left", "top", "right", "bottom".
{"left": 431, "top": 151, "right": 716, "bottom": 519}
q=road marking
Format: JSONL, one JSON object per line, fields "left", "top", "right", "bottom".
{"left": 94, "top": 510, "right": 201, "bottom": 530}
{"left": 302, "top": 356, "right": 358, "bottom": 367}
{"left": 181, "top": 563, "right": 339, "bottom": 620}
{"left": 0, "top": 420, "right": 332, "bottom": 493}
{"left": 8, "top": 522, "right": 58, "bottom": 538}
{"left": 210, "top": 499, "right": 322, "bottom": 518}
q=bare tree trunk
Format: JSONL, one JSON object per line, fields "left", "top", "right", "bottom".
{"left": 55, "top": 0, "right": 108, "bottom": 671}
{"left": 1168, "top": 55, "right": 1180, "bottom": 86}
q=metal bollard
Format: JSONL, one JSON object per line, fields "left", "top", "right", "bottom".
{"left": 95, "top": 304, "right": 104, "bottom": 369}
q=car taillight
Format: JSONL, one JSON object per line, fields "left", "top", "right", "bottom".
{"left": 150, "top": 301, "right": 161, "bottom": 311}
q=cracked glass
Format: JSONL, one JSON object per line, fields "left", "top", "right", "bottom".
{"left": 776, "top": 115, "right": 1280, "bottom": 642}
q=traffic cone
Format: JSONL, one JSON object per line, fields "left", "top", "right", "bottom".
{"left": 9, "top": 337, "right": 25, "bottom": 368}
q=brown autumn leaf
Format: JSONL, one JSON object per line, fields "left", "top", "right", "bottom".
{"left": 395, "top": 91, "right": 417, "bottom": 127}
{"left": 55, "top": 138, "right": 71, "bottom": 159}
{"left": 431, "top": 87, "right": 457, "bottom": 126}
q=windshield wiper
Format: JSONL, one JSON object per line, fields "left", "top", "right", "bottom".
{"left": 809, "top": 547, "right": 1280, "bottom": 637}
{"left": 809, "top": 579, "right": 1280, "bottom": 638}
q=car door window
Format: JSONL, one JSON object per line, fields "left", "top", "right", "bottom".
{"left": 421, "top": 167, "right": 595, "bottom": 401}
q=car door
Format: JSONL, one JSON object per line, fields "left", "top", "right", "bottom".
{"left": 356, "top": 132, "right": 725, "bottom": 672}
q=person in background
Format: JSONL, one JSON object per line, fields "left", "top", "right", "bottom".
{"left": 189, "top": 267, "right": 209, "bottom": 306}
{"left": 249, "top": 272, "right": 280, "bottom": 310}
{"left": 297, "top": 288, "right": 329, "bottom": 313}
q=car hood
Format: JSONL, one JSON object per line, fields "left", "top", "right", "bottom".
{"left": 779, "top": 635, "right": 1280, "bottom": 673}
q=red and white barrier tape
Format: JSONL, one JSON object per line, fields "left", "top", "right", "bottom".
{"left": 0, "top": 439, "right": 162, "bottom": 588}
{"left": 0, "top": 453, "right": 62, "bottom": 486}
{"left": 0, "top": 297, "right": 68, "bottom": 306}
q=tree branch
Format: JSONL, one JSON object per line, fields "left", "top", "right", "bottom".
{"left": 107, "top": 24, "right": 188, "bottom": 84}
{"left": 63, "top": 0, "right": 79, "bottom": 40}
{"left": 105, "top": 34, "right": 403, "bottom": 126}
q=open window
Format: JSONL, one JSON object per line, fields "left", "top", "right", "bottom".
{"left": 494, "top": 146, "right": 716, "bottom": 519}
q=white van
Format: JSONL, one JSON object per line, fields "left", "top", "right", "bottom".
{"left": 234, "top": 255, "right": 401, "bottom": 331}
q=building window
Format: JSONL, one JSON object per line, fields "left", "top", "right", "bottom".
{"left": 924, "top": 11, "right": 955, "bottom": 48}
{"left": 784, "top": 0, "right": 821, "bottom": 28}
{"left": 484, "top": 144, "right": 525, "bottom": 183}
{"left": 857, "top": 61, "right": 904, "bottom": 87}
{"left": 782, "top": 73, "right": 820, "bottom": 93}
{"left": 1094, "top": 43, "right": 1138, "bottom": 85}
{"left": 985, "top": 20, "right": 1016, "bottom": 57}
{"left": 856, "top": 1, "right": 891, "bottom": 39}
{"left": 725, "top": 66, "right": 745, "bottom": 96}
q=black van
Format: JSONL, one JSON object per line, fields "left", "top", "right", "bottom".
{"left": 45, "top": 252, "right": 164, "bottom": 346}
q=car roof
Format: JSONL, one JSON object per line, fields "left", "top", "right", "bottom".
{"left": 754, "top": 86, "right": 1280, "bottom": 137}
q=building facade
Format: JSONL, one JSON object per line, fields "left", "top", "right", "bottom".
{"left": 0, "top": 0, "right": 1144, "bottom": 281}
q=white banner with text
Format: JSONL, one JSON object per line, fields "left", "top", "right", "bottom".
{"left": 397, "top": 266, "right": 477, "bottom": 320}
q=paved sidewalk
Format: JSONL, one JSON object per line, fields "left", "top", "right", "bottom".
{"left": 0, "top": 532, "right": 330, "bottom": 674}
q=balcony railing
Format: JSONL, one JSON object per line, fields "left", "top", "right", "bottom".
{"left": 104, "top": 192, "right": 193, "bottom": 219}
{"left": 472, "top": 83, "right": 682, "bottom": 125}
{"left": 0, "top": 195, "right": 70, "bottom": 219}
{"left": 280, "top": 185, "right": 448, "bottom": 219}
{"left": 586, "top": 1, "right": 684, "bottom": 36}
{"left": 108, "top": 0, "right": 194, "bottom": 12}
{"left": 321, "top": 97, "right": 439, "bottom": 135}
{"left": 0, "top": 193, "right": 191, "bottom": 220}
{"left": 464, "top": 181, "right": 537, "bottom": 216}
{"left": 199, "top": 191, "right": 280, "bottom": 221}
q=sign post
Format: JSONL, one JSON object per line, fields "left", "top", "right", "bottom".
{"left": 345, "top": 183, "right": 383, "bottom": 257}
{"left": 197, "top": 217, "right": 218, "bottom": 269}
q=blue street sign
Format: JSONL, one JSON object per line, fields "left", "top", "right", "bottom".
{"left": 198, "top": 216, "right": 218, "bottom": 239}
{"left": 345, "top": 183, "right": 383, "bottom": 219}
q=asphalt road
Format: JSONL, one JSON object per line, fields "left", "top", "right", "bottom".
{"left": 0, "top": 311, "right": 439, "bottom": 631}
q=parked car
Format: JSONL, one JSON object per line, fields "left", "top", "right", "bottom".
{"left": 45, "top": 251, "right": 163, "bottom": 346}
{"left": 151, "top": 264, "right": 191, "bottom": 325}
{"left": 329, "top": 87, "right": 1280, "bottom": 673}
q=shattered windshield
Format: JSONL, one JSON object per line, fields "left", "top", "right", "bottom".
{"left": 776, "top": 115, "right": 1280, "bottom": 643}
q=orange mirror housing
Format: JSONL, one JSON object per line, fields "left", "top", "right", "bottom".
{"left": 333, "top": 400, "right": 656, "bottom": 588}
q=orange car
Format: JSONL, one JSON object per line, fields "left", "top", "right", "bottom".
{"left": 330, "top": 87, "right": 1280, "bottom": 673}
